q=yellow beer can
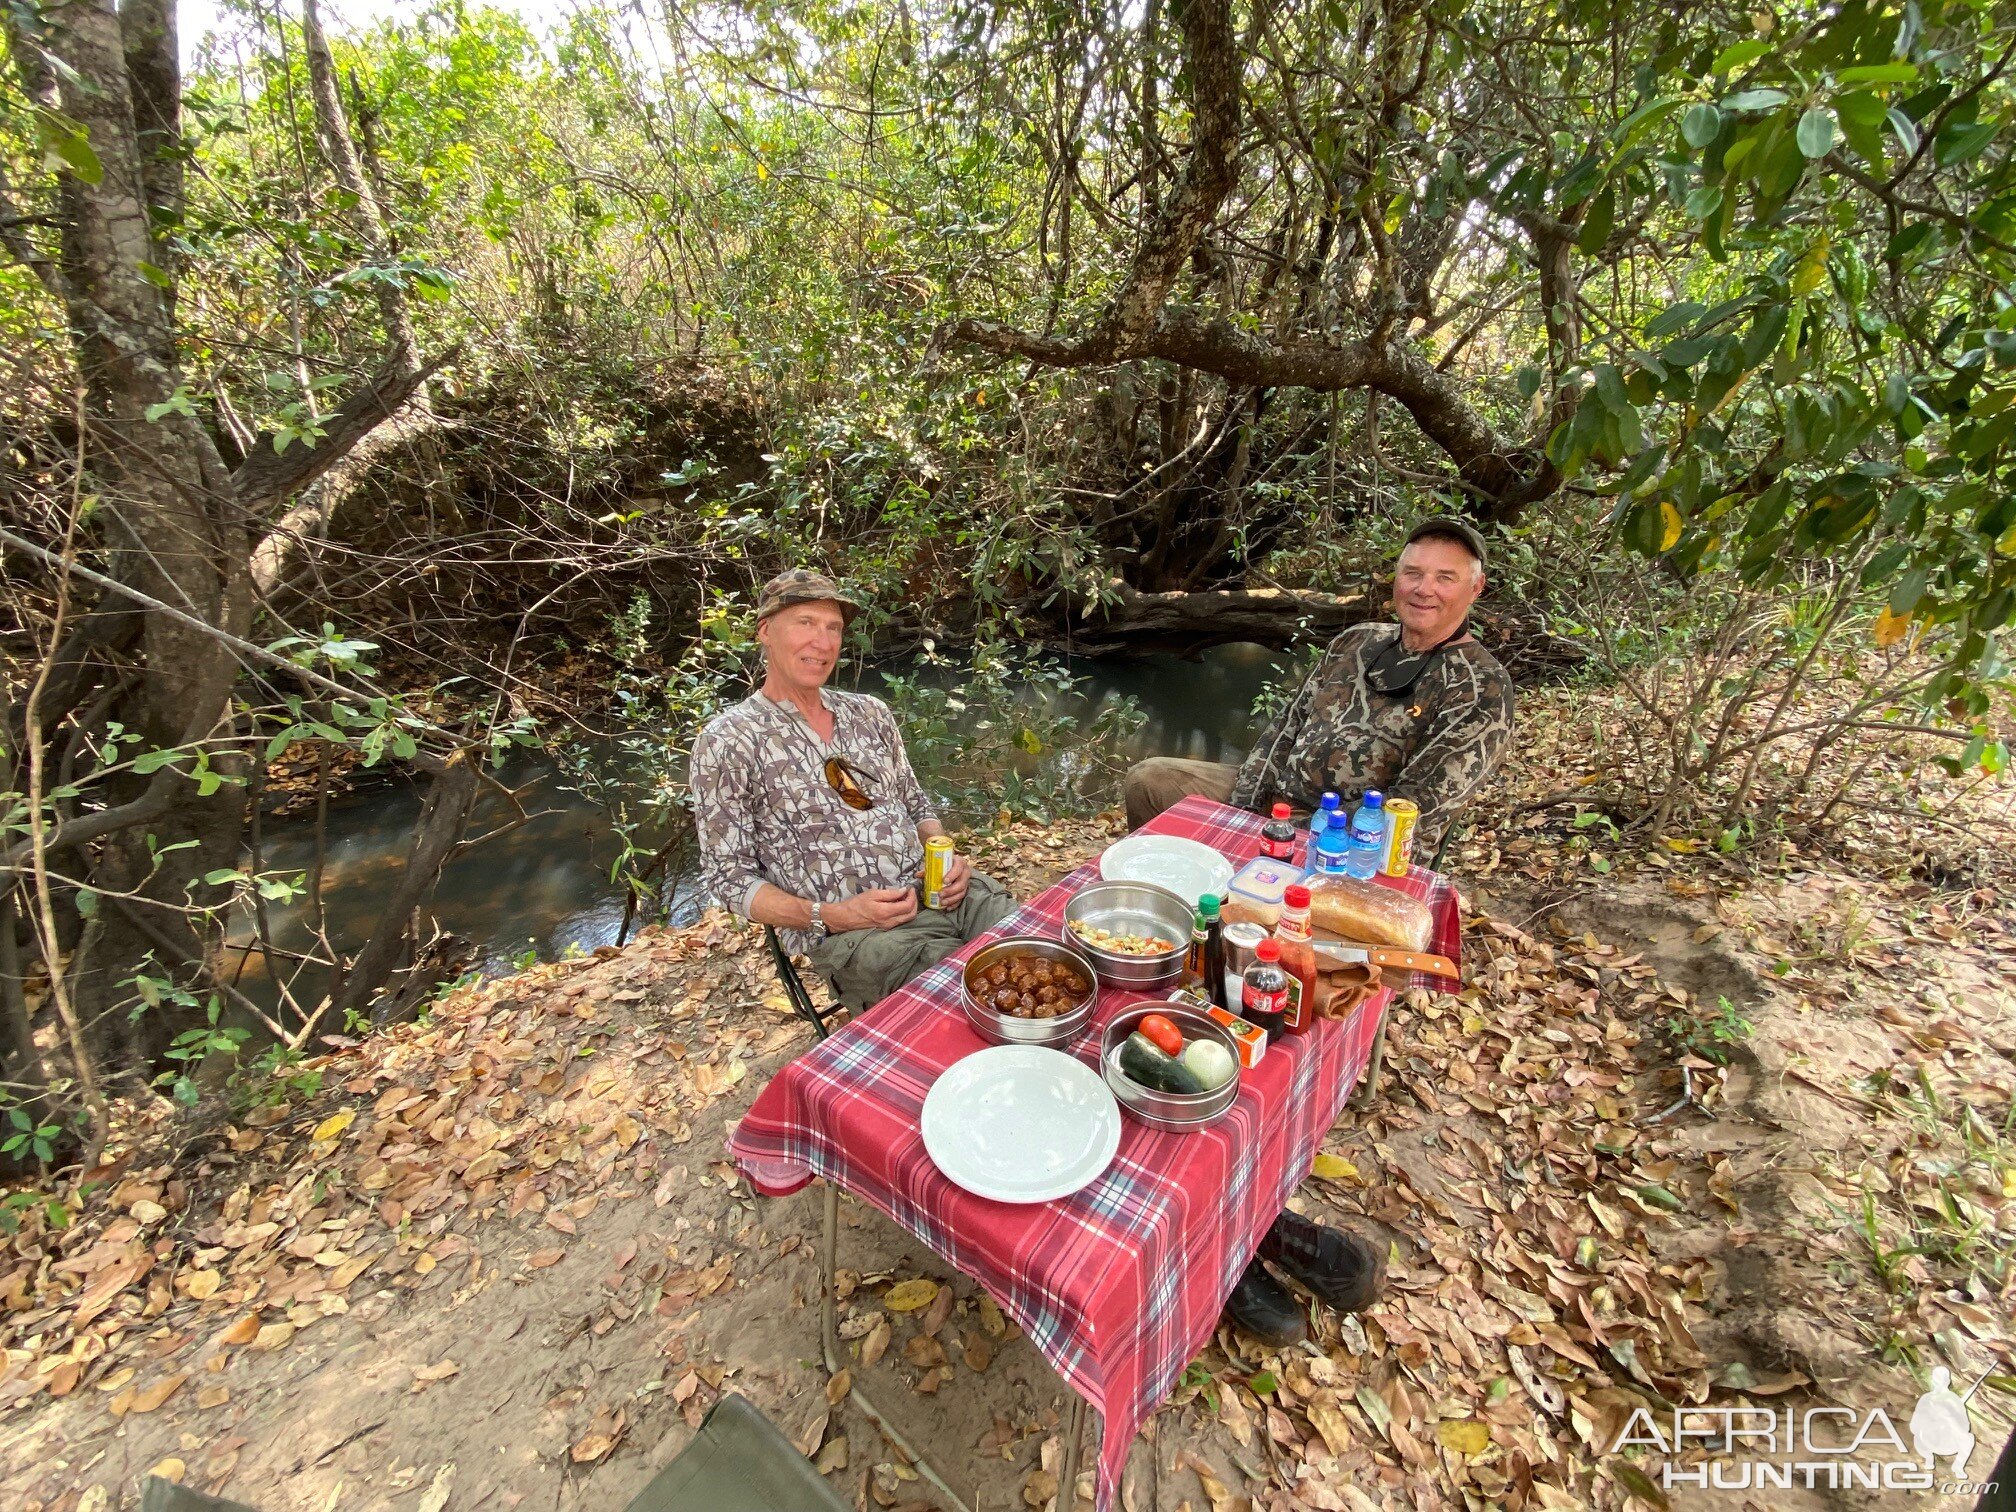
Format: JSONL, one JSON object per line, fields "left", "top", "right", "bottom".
{"left": 922, "top": 835, "right": 956, "bottom": 909}
{"left": 1381, "top": 798, "right": 1419, "bottom": 877}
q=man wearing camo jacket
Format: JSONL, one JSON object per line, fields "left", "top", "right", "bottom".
{"left": 1123, "top": 517, "right": 1514, "bottom": 858}
{"left": 689, "top": 569, "right": 1016, "bottom": 1010}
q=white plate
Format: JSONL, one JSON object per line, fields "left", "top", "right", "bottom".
{"left": 1099, "top": 833, "right": 1235, "bottom": 904}
{"left": 921, "top": 1046, "right": 1121, "bottom": 1204}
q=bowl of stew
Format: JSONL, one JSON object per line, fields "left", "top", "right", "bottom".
{"left": 959, "top": 937, "right": 1099, "bottom": 1047}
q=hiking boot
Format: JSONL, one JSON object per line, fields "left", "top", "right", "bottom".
{"left": 1222, "top": 1259, "right": 1307, "bottom": 1348}
{"left": 1259, "top": 1210, "right": 1385, "bottom": 1313}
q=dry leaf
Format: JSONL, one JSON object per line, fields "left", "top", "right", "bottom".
{"left": 183, "top": 1269, "right": 221, "bottom": 1300}
{"left": 884, "top": 1278, "right": 938, "bottom": 1311}
{"left": 815, "top": 1437, "right": 849, "bottom": 1474}
{"left": 526, "top": 1248, "right": 565, "bottom": 1269}
{"left": 129, "top": 1373, "right": 190, "bottom": 1413}
{"left": 412, "top": 1360, "right": 461, "bottom": 1390}
{"left": 312, "top": 1109, "right": 356, "bottom": 1143}
{"left": 1310, "top": 1152, "right": 1359, "bottom": 1182}
{"left": 1437, "top": 1418, "right": 1491, "bottom": 1455}
{"left": 827, "top": 1368, "right": 851, "bottom": 1404}
{"left": 416, "top": 1462, "right": 455, "bottom": 1512}
{"left": 214, "top": 1313, "right": 261, "bottom": 1347}
{"left": 197, "top": 1384, "right": 231, "bottom": 1410}
{"left": 145, "top": 1458, "right": 187, "bottom": 1485}
{"left": 253, "top": 1322, "right": 296, "bottom": 1352}
{"left": 921, "top": 1284, "right": 954, "bottom": 1337}
{"left": 860, "top": 1317, "right": 891, "bottom": 1367}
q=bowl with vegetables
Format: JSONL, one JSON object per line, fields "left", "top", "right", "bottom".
{"left": 1062, "top": 881, "right": 1192, "bottom": 989}
{"left": 1099, "top": 1003, "right": 1241, "bottom": 1132}
{"left": 960, "top": 937, "right": 1100, "bottom": 1047}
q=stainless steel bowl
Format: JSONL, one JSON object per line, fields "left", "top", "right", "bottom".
{"left": 1061, "top": 881, "right": 1192, "bottom": 989}
{"left": 1100, "top": 1002, "right": 1241, "bottom": 1132}
{"left": 959, "top": 936, "right": 1100, "bottom": 1047}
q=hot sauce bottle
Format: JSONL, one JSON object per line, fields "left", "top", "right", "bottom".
{"left": 1274, "top": 883, "right": 1317, "bottom": 1035}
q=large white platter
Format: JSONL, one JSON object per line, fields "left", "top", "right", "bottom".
{"left": 920, "top": 1045, "right": 1122, "bottom": 1205}
{"left": 1098, "top": 833, "right": 1235, "bottom": 904}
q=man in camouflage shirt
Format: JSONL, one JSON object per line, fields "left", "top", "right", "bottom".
{"left": 1124, "top": 519, "right": 1514, "bottom": 856}
{"left": 689, "top": 570, "right": 1016, "bottom": 1010}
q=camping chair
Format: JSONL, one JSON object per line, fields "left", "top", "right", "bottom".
{"left": 765, "top": 925, "right": 846, "bottom": 1041}
{"left": 621, "top": 1392, "right": 853, "bottom": 1512}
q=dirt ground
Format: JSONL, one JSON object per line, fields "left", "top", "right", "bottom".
{"left": 3, "top": 816, "right": 2011, "bottom": 1512}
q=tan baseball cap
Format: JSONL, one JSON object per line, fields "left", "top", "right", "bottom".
{"left": 755, "top": 568, "right": 861, "bottom": 624}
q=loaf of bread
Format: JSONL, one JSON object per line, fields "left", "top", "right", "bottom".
{"left": 1303, "top": 875, "right": 1433, "bottom": 952}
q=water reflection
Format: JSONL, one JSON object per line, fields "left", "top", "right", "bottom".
{"left": 231, "top": 644, "right": 1286, "bottom": 1006}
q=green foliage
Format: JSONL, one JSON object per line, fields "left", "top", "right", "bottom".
{"left": 1666, "top": 995, "right": 1755, "bottom": 1065}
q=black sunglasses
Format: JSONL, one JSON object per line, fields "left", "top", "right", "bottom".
{"left": 1366, "top": 624, "right": 1467, "bottom": 697}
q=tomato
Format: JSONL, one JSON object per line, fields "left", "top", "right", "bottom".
{"left": 1136, "top": 1013, "right": 1184, "bottom": 1057}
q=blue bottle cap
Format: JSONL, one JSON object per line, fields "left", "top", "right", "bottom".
{"left": 1363, "top": 790, "right": 1384, "bottom": 808}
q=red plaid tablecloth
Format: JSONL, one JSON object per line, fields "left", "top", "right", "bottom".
{"left": 727, "top": 796, "right": 1460, "bottom": 1511}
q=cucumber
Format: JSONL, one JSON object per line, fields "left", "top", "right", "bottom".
{"left": 1119, "top": 1031, "right": 1207, "bottom": 1095}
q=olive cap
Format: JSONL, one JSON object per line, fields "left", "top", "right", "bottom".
{"left": 1404, "top": 516, "right": 1488, "bottom": 567}
{"left": 755, "top": 568, "right": 861, "bottom": 624}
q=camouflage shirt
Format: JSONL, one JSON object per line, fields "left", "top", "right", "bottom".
{"left": 1229, "top": 624, "right": 1514, "bottom": 852}
{"left": 689, "top": 690, "right": 940, "bottom": 956}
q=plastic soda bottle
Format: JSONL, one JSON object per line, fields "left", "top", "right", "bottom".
{"left": 1241, "top": 937, "right": 1290, "bottom": 1043}
{"left": 1345, "top": 790, "right": 1386, "bottom": 880}
{"left": 1261, "top": 801, "right": 1298, "bottom": 864}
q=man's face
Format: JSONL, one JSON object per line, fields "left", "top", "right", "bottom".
{"left": 1392, "top": 536, "right": 1484, "bottom": 643}
{"left": 757, "top": 600, "right": 847, "bottom": 689}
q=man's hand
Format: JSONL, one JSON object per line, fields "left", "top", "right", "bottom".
{"left": 938, "top": 852, "right": 972, "bottom": 909}
{"left": 825, "top": 887, "right": 919, "bottom": 933}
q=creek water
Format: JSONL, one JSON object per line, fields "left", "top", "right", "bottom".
{"left": 230, "top": 643, "right": 1287, "bottom": 1009}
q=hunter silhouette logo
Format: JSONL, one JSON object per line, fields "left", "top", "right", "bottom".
{"left": 1611, "top": 1369, "right": 2001, "bottom": 1494}
{"left": 1909, "top": 1367, "right": 1977, "bottom": 1477}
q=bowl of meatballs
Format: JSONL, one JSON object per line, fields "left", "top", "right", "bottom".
{"left": 960, "top": 937, "right": 1100, "bottom": 1047}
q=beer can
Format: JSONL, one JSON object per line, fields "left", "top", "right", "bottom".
{"left": 1381, "top": 798, "right": 1419, "bottom": 877}
{"left": 922, "top": 835, "right": 956, "bottom": 909}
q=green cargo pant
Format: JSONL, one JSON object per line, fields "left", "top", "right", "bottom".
{"left": 807, "top": 871, "right": 1018, "bottom": 1009}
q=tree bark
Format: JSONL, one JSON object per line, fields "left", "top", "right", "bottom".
{"left": 0, "top": 4, "right": 440, "bottom": 1102}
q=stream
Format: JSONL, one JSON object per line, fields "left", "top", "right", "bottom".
{"left": 229, "top": 644, "right": 1287, "bottom": 1010}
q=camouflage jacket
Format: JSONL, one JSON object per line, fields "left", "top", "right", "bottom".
{"left": 689, "top": 690, "right": 939, "bottom": 955}
{"left": 1229, "top": 624, "right": 1514, "bottom": 852}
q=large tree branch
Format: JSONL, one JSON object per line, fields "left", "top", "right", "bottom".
{"left": 231, "top": 347, "right": 450, "bottom": 512}
{"left": 948, "top": 303, "right": 1556, "bottom": 512}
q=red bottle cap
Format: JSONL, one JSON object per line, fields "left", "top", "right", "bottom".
{"left": 1271, "top": 801, "right": 1291, "bottom": 819}
{"left": 1283, "top": 884, "right": 1311, "bottom": 908}
{"left": 1255, "top": 937, "right": 1281, "bottom": 961}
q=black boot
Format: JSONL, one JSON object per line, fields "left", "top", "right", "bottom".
{"left": 1259, "top": 1210, "right": 1385, "bottom": 1313}
{"left": 1222, "top": 1259, "right": 1307, "bottom": 1348}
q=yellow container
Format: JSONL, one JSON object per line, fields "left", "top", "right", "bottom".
{"left": 1381, "top": 799, "right": 1419, "bottom": 877}
{"left": 922, "top": 835, "right": 956, "bottom": 909}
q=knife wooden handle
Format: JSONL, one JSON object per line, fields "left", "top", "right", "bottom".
{"left": 1367, "top": 947, "right": 1459, "bottom": 979}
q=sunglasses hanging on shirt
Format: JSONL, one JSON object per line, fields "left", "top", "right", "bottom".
{"left": 1364, "top": 621, "right": 1470, "bottom": 699}
{"left": 824, "top": 755, "right": 876, "bottom": 810}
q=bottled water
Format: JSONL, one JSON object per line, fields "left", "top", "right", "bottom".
{"left": 1313, "top": 811, "right": 1352, "bottom": 874}
{"left": 1344, "top": 790, "right": 1386, "bottom": 880}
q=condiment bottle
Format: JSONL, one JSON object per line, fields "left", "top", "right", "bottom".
{"left": 1200, "top": 894, "right": 1230, "bottom": 1010}
{"left": 1182, "top": 896, "right": 1212, "bottom": 999}
{"left": 1274, "top": 884, "right": 1317, "bottom": 1035}
{"left": 1261, "top": 801, "right": 1298, "bottom": 864}
{"left": 1241, "top": 937, "right": 1290, "bottom": 1043}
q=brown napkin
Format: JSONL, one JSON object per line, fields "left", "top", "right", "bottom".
{"left": 1314, "top": 962, "right": 1379, "bottom": 1020}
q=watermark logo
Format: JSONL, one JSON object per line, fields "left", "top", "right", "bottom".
{"left": 1611, "top": 1371, "right": 1997, "bottom": 1497}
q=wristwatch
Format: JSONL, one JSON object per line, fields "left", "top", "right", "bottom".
{"left": 808, "top": 900, "right": 827, "bottom": 939}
